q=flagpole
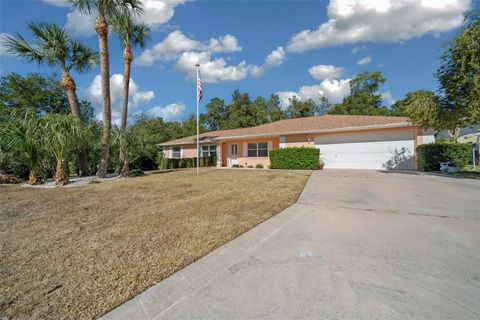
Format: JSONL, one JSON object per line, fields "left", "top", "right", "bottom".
{"left": 195, "top": 63, "right": 200, "bottom": 175}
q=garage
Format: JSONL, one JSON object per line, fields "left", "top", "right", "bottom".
{"left": 315, "top": 130, "right": 416, "bottom": 170}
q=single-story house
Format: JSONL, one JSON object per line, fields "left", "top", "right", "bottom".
{"left": 158, "top": 115, "right": 434, "bottom": 170}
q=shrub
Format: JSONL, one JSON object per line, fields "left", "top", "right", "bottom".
{"left": 128, "top": 169, "right": 144, "bottom": 177}
{"left": 247, "top": 165, "right": 254, "bottom": 168}
{"left": 269, "top": 147, "right": 319, "bottom": 170}
{"left": 417, "top": 142, "right": 471, "bottom": 171}
{"left": 158, "top": 157, "right": 216, "bottom": 170}
{"left": 179, "top": 158, "right": 187, "bottom": 168}
{"left": 255, "top": 163, "right": 264, "bottom": 169}
{"left": 232, "top": 164, "right": 239, "bottom": 168}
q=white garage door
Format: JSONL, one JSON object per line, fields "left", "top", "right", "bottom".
{"left": 315, "top": 130, "right": 416, "bottom": 170}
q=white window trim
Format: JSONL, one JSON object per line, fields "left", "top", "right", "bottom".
{"left": 172, "top": 146, "right": 182, "bottom": 159}
{"left": 279, "top": 135, "right": 286, "bottom": 148}
{"left": 247, "top": 142, "right": 269, "bottom": 158}
{"left": 201, "top": 144, "right": 217, "bottom": 157}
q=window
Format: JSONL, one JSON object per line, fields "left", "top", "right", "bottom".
{"left": 172, "top": 147, "right": 181, "bottom": 158}
{"left": 201, "top": 145, "right": 217, "bottom": 157}
{"left": 247, "top": 142, "right": 268, "bottom": 157}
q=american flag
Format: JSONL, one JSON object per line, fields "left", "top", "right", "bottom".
{"left": 197, "top": 69, "right": 203, "bottom": 102}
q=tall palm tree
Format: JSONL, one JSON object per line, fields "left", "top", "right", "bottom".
{"left": 2, "top": 22, "right": 97, "bottom": 176}
{"left": 111, "top": 13, "right": 150, "bottom": 176}
{"left": 73, "top": 0, "right": 143, "bottom": 178}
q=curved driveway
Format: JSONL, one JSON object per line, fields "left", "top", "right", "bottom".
{"left": 102, "top": 170, "right": 480, "bottom": 320}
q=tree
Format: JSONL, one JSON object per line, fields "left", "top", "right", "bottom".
{"left": 111, "top": 12, "right": 150, "bottom": 174}
{"left": 318, "top": 96, "right": 332, "bottom": 115}
{"left": 328, "top": 71, "right": 392, "bottom": 116}
{"left": 0, "top": 73, "right": 70, "bottom": 118}
{"left": 227, "top": 90, "right": 257, "bottom": 128}
{"left": 73, "top": 0, "right": 143, "bottom": 178}
{"left": 397, "top": 90, "right": 463, "bottom": 141}
{"left": 2, "top": 24, "right": 97, "bottom": 175}
{"left": 286, "top": 96, "right": 320, "bottom": 118}
{"left": 0, "top": 109, "right": 45, "bottom": 184}
{"left": 436, "top": 14, "right": 480, "bottom": 127}
{"left": 266, "top": 94, "right": 285, "bottom": 122}
{"left": 202, "top": 97, "right": 227, "bottom": 130}
{"left": 43, "top": 113, "right": 82, "bottom": 185}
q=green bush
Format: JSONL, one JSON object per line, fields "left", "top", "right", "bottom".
{"left": 417, "top": 142, "right": 471, "bottom": 171}
{"left": 158, "top": 156, "right": 216, "bottom": 170}
{"left": 255, "top": 163, "right": 264, "bottom": 169}
{"left": 269, "top": 147, "right": 319, "bottom": 170}
{"left": 128, "top": 169, "right": 144, "bottom": 177}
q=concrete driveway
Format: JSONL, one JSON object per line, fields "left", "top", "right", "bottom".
{"left": 102, "top": 170, "right": 480, "bottom": 320}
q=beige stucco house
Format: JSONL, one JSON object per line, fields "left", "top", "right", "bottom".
{"left": 158, "top": 115, "right": 434, "bottom": 170}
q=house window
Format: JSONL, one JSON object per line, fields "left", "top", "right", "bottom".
{"left": 201, "top": 145, "right": 217, "bottom": 157}
{"left": 247, "top": 142, "right": 268, "bottom": 157}
{"left": 172, "top": 147, "right": 181, "bottom": 158}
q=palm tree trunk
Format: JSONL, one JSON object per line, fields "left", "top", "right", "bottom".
{"left": 28, "top": 171, "right": 41, "bottom": 185}
{"left": 95, "top": 15, "right": 112, "bottom": 178}
{"left": 54, "top": 158, "right": 69, "bottom": 186}
{"left": 119, "top": 44, "right": 132, "bottom": 173}
{"left": 447, "top": 126, "right": 461, "bottom": 142}
{"left": 60, "top": 70, "right": 89, "bottom": 176}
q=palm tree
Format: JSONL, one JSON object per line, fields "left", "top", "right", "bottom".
{"left": 111, "top": 13, "right": 150, "bottom": 176}
{"left": 0, "top": 109, "right": 45, "bottom": 184}
{"left": 73, "top": 0, "right": 143, "bottom": 178}
{"left": 43, "top": 113, "right": 82, "bottom": 186}
{"left": 2, "top": 22, "right": 97, "bottom": 176}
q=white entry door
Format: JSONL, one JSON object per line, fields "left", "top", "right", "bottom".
{"left": 314, "top": 130, "right": 416, "bottom": 170}
{"left": 229, "top": 144, "right": 239, "bottom": 166}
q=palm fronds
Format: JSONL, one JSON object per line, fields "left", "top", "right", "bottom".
{"left": 0, "top": 22, "right": 97, "bottom": 73}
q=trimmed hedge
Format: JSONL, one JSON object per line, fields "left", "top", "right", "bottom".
{"left": 416, "top": 143, "right": 471, "bottom": 171}
{"left": 269, "top": 147, "right": 320, "bottom": 170}
{"left": 158, "top": 156, "right": 216, "bottom": 170}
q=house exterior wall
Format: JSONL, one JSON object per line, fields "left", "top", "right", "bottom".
{"left": 163, "top": 143, "right": 218, "bottom": 159}
{"left": 162, "top": 126, "right": 432, "bottom": 169}
{"left": 223, "top": 137, "right": 279, "bottom": 167}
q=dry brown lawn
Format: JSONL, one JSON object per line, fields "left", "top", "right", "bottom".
{"left": 0, "top": 169, "right": 310, "bottom": 319}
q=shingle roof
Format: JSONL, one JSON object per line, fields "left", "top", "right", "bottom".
{"left": 159, "top": 115, "right": 411, "bottom": 146}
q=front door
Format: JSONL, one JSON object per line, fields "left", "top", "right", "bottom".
{"left": 229, "top": 144, "right": 238, "bottom": 166}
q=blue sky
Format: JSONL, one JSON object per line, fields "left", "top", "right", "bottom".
{"left": 0, "top": 0, "right": 476, "bottom": 123}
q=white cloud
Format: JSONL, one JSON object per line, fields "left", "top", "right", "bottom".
{"left": 287, "top": 0, "right": 471, "bottom": 52}
{"left": 276, "top": 78, "right": 351, "bottom": 109}
{"left": 85, "top": 74, "right": 155, "bottom": 117}
{"left": 176, "top": 51, "right": 249, "bottom": 83}
{"left": 357, "top": 55, "right": 372, "bottom": 65}
{"left": 174, "top": 45, "right": 285, "bottom": 83}
{"left": 140, "top": 0, "right": 187, "bottom": 28}
{"left": 42, "top": 0, "right": 71, "bottom": 7}
{"left": 275, "top": 91, "right": 298, "bottom": 109}
{"left": 146, "top": 103, "right": 186, "bottom": 120}
{"left": 136, "top": 30, "right": 241, "bottom": 66}
{"left": 208, "top": 35, "right": 242, "bottom": 53}
{"left": 62, "top": 0, "right": 186, "bottom": 37}
{"left": 250, "top": 46, "right": 285, "bottom": 77}
{"left": 351, "top": 44, "right": 367, "bottom": 54}
{"left": 65, "top": 11, "right": 96, "bottom": 37}
{"left": 308, "top": 64, "right": 344, "bottom": 80}
{"left": 381, "top": 90, "right": 396, "bottom": 105}
{"left": 137, "top": 31, "right": 200, "bottom": 65}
